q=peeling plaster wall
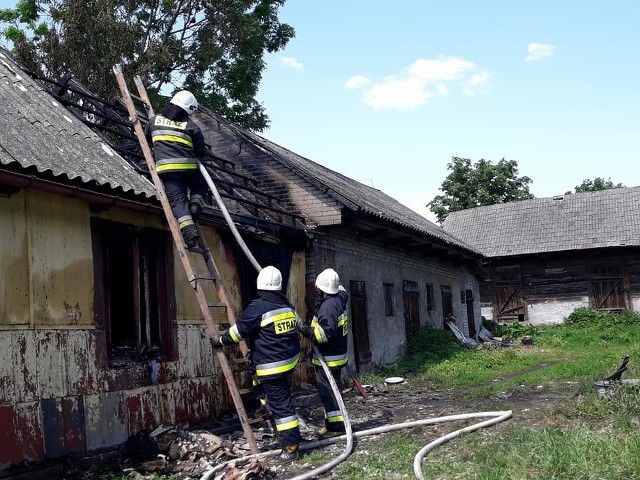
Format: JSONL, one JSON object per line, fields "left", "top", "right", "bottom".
{"left": 526, "top": 298, "right": 590, "bottom": 325}
{"left": 0, "top": 189, "right": 304, "bottom": 472}
{"left": 309, "top": 230, "right": 482, "bottom": 368}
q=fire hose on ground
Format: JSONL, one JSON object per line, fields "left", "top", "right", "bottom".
{"left": 200, "top": 164, "right": 512, "bottom": 478}
{"left": 200, "top": 410, "right": 513, "bottom": 480}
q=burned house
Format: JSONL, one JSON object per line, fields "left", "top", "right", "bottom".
{"left": 443, "top": 189, "right": 640, "bottom": 324}
{"left": 0, "top": 50, "right": 308, "bottom": 472}
{"left": 1, "top": 45, "right": 485, "bottom": 473}
{"left": 194, "top": 111, "right": 485, "bottom": 371}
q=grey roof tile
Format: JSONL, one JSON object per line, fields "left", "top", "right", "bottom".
{"left": 443, "top": 188, "right": 640, "bottom": 257}
{"left": 0, "top": 50, "right": 154, "bottom": 199}
{"left": 235, "top": 127, "right": 479, "bottom": 254}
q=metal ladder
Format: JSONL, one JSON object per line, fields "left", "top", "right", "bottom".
{"left": 112, "top": 65, "right": 258, "bottom": 454}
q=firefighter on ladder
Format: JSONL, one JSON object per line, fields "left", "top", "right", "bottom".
{"left": 298, "top": 268, "right": 350, "bottom": 437}
{"left": 209, "top": 266, "right": 303, "bottom": 466}
{"left": 145, "top": 90, "right": 208, "bottom": 250}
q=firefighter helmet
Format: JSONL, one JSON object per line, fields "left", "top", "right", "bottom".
{"left": 257, "top": 266, "right": 282, "bottom": 291}
{"left": 170, "top": 90, "right": 198, "bottom": 116}
{"left": 316, "top": 268, "right": 340, "bottom": 295}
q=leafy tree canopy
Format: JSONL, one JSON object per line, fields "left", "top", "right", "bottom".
{"left": 565, "top": 177, "right": 625, "bottom": 194}
{"left": 0, "top": 0, "right": 294, "bottom": 131}
{"left": 429, "top": 156, "right": 534, "bottom": 224}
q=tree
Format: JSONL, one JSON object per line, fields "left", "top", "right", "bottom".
{"left": 0, "top": 0, "right": 294, "bottom": 131}
{"left": 565, "top": 177, "right": 625, "bottom": 194}
{"left": 429, "top": 157, "right": 534, "bottom": 224}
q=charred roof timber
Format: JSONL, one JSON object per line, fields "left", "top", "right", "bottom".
{"left": 22, "top": 69, "right": 307, "bottom": 236}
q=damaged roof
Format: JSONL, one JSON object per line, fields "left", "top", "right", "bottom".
{"left": 197, "top": 109, "right": 480, "bottom": 255}
{"left": 443, "top": 188, "right": 640, "bottom": 257}
{"left": 0, "top": 49, "right": 155, "bottom": 199}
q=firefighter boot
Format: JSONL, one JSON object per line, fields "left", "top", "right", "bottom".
{"left": 181, "top": 224, "right": 200, "bottom": 249}
{"left": 190, "top": 202, "right": 203, "bottom": 220}
{"left": 268, "top": 444, "right": 299, "bottom": 466}
{"left": 318, "top": 426, "right": 345, "bottom": 438}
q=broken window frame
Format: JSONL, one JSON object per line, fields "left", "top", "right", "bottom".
{"left": 91, "top": 218, "right": 175, "bottom": 364}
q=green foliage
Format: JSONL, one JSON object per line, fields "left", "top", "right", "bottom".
{"left": 500, "top": 322, "right": 539, "bottom": 341}
{"left": 430, "top": 156, "right": 534, "bottom": 224}
{"left": 566, "top": 176, "right": 625, "bottom": 194}
{"left": 565, "top": 307, "right": 640, "bottom": 328}
{"left": 481, "top": 317, "right": 505, "bottom": 336}
{"left": 0, "top": 0, "right": 294, "bottom": 131}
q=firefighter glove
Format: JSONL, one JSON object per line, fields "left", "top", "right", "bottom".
{"left": 209, "top": 334, "right": 225, "bottom": 349}
{"left": 297, "top": 320, "right": 313, "bottom": 339}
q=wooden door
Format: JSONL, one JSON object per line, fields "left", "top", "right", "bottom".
{"left": 403, "top": 281, "right": 420, "bottom": 339}
{"left": 350, "top": 280, "right": 372, "bottom": 372}
{"left": 590, "top": 263, "right": 628, "bottom": 310}
{"left": 465, "top": 289, "right": 477, "bottom": 338}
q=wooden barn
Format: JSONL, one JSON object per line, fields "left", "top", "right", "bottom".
{"left": 443, "top": 189, "right": 640, "bottom": 324}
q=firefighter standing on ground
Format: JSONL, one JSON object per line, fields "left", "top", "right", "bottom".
{"left": 145, "top": 90, "right": 208, "bottom": 249}
{"left": 298, "top": 268, "right": 349, "bottom": 436}
{"left": 210, "top": 266, "right": 303, "bottom": 466}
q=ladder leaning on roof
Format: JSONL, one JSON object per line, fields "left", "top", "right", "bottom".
{"left": 112, "top": 64, "right": 258, "bottom": 455}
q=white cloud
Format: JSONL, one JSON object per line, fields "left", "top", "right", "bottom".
{"left": 350, "top": 55, "right": 491, "bottom": 109}
{"left": 344, "top": 75, "right": 371, "bottom": 90}
{"left": 280, "top": 56, "right": 304, "bottom": 70}
{"left": 462, "top": 71, "right": 492, "bottom": 96}
{"left": 524, "top": 43, "right": 557, "bottom": 62}
{"left": 363, "top": 77, "right": 433, "bottom": 109}
{"left": 409, "top": 56, "right": 475, "bottom": 81}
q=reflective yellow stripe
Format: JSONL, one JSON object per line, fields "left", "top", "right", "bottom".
{"left": 255, "top": 356, "right": 299, "bottom": 377}
{"left": 157, "top": 163, "right": 198, "bottom": 172}
{"left": 229, "top": 324, "right": 241, "bottom": 343}
{"left": 179, "top": 219, "right": 194, "bottom": 228}
{"left": 275, "top": 418, "right": 300, "bottom": 431}
{"left": 260, "top": 308, "right": 296, "bottom": 326}
{"left": 311, "top": 319, "right": 327, "bottom": 343}
{"left": 152, "top": 134, "right": 194, "bottom": 148}
{"left": 312, "top": 354, "right": 348, "bottom": 368}
{"left": 326, "top": 410, "right": 344, "bottom": 423}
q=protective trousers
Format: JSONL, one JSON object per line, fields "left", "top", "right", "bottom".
{"left": 315, "top": 366, "right": 345, "bottom": 432}
{"left": 160, "top": 171, "right": 208, "bottom": 230}
{"left": 262, "top": 375, "right": 302, "bottom": 447}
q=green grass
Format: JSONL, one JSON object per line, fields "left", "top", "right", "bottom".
{"left": 346, "top": 309, "right": 640, "bottom": 479}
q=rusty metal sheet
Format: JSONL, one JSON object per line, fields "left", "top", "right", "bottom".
{"left": 36, "top": 331, "right": 68, "bottom": 399}
{"left": 42, "top": 397, "right": 86, "bottom": 457}
{"left": 66, "top": 330, "right": 108, "bottom": 395}
{"left": 0, "top": 405, "right": 20, "bottom": 466}
{"left": 14, "top": 331, "right": 38, "bottom": 403}
{"left": 0, "top": 333, "right": 14, "bottom": 403}
{"left": 0, "top": 191, "right": 30, "bottom": 326}
{"left": 84, "top": 392, "right": 127, "bottom": 451}
{"left": 157, "top": 382, "right": 177, "bottom": 425}
{"left": 15, "top": 401, "right": 45, "bottom": 464}
{"left": 126, "top": 388, "right": 160, "bottom": 434}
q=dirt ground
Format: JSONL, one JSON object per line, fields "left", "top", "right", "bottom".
{"left": 60, "top": 365, "right": 577, "bottom": 480}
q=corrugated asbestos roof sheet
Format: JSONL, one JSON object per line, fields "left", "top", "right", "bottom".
{"left": 235, "top": 127, "right": 479, "bottom": 254}
{"left": 0, "top": 50, "right": 155, "bottom": 199}
{"left": 443, "top": 188, "right": 640, "bottom": 257}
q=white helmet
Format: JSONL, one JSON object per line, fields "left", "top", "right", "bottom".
{"left": 257, "top": 266, "right": 282, "bottom": 291}
{"left": 316, "top": 268, "right": 340, "bottom": 295}
{"left": 170, "top": 90, "right": 198, "bottom": 116}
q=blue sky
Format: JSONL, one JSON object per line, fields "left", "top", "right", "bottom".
{"left": 2, "top": 0, "right": 639, "bottom": 222}
{"left": 256, "top": 0, "right": 640, "bottom": 221}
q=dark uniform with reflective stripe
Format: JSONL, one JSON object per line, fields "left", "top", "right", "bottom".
{"left": 310, "top": 289, "right": 349, "bottom": 432}
{"left": 145, "top": 104, "right": 208, "bottom": 238}
{"left": 219, "top": 290, "right": 302, "bottom": 447}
